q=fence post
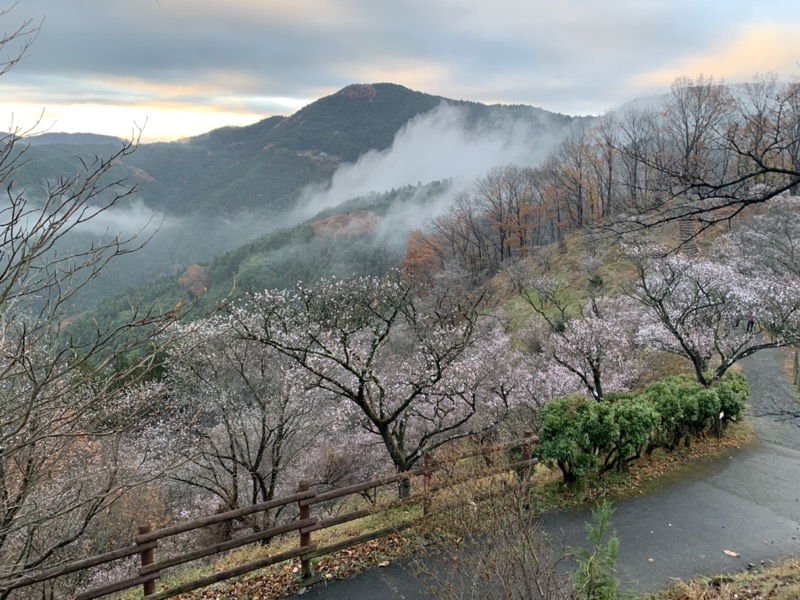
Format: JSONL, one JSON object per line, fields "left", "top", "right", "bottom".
{"left": 423, "top": 452, "right": 435, "bottom": 516}
{"left": 521, "top": 431, "right": 534, "bottom": 481}
{"left": 794, "top": 350, "right": 799, "bottom": 387}
{"left": 138, "top": 525, "right": 156, "bottom": 597}
{"left": 298, "top": 481, "right": 314, "bottom": 580}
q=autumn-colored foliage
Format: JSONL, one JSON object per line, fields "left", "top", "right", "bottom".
{"left": 179, "top": 264, "right": 207, "bottom": 300}
{"left": 402, "top": 229, "right": 441, "bottom": 279}
{"left": 309, "top": 211, "right": 379, "bottom": 238}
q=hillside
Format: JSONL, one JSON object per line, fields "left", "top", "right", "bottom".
{"left": 120, "top": 83, "right": 577, "bottom": 216}
{"left": 25, "top": 132, "right": 125, "bottom": 145}
{"left": 15, "top": 83, "right": 580, "bottom": 313}
{"left": 66, "top": 181, "right": 451, "bottom": 344}
{"left": 9, "top": 69, "right": 800, "bottom": 600}
{"left": 22, "top": 83, "right": 575, "bottom": 216}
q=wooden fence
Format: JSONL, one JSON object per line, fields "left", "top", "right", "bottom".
{"left": 0, "top": 433, "right": 538, "bottom": 600}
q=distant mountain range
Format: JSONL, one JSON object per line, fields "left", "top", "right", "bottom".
{"left": 22, "top": 83, "right": 580, "bottom": 216}
{"left": 25, "top": 132, "right": 125, "bottom": 145}
{"left": 15, "top": 83, "right": 585, "bottom": 323}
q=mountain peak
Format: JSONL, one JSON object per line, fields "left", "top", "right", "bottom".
{"left": 337, "top": 83, "right": 378, "bottom": 101}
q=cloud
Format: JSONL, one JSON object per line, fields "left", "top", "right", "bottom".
{"left": 5, "top": 1, "right": 800, "bottom": 139}
{"left": 290, "top": 102, "right": 570, "bottom": 234}
{"left": 630, "top": 23, "right": 800, "bottom": 92}
{"left": 67, "top": 198, "right": 169, "bottom": 238}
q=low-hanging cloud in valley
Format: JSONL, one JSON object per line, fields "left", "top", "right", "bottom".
{"left": 0, "top": 194, "right": 169, "bottom": 243}
{"left": 290, "top": 102, "right": 571, "bottom": 234}
{"left": 67, "top": 198, "right": 171, "bottom": 239}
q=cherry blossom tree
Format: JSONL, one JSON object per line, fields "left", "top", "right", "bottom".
{"left": 509, "top": 259, "right": 645, "bottom": 401}
{"left": 229, "top": 272, "right": 522, "bottom": 496}
{"left": 625, "top": 245, "right": 800, "bottom": 386}
{"left": 713, "top": 193, "right": 800, "bottom": 278}
{"left": 539, "top": 296, "right": 646, "bottom": 401}
{"left": 163, "top": 320, "right": 354, "bottom": 533}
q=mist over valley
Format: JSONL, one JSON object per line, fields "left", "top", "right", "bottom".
{"left": 16, "top": 83, "right": 583, "bottom": 319}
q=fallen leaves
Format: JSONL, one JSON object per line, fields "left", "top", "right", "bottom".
{"left": 175, "top": 533, "right": 409, "bottom": 600}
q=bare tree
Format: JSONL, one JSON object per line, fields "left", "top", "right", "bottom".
{"left": 414, "top": 167, "right": 554, "bottom": 280}
{"left": 610, "top": 75, "right": 800, "bottom": 235}
{"left": 613, "top": 106, "right": 664, "bottom": 213}
{"left": 0, "top": 5, "right": 37, "bottom": 79}
{"left": 0, "top": 7, "right": 184, "bottom": 594}
{"left": 429, "top": 192, "right": 493, "bottom": 277}
{"left": 475, "top": 165, "right": 539, "bottom": 263}
{"left": 662, "top": 75, "right": 735, "bottom": 182}
{"left": 547, "top": 127, "right": 596, "bottom": 230}
{"left": 229, "top": 272, "right": 523, "bottom": 497}
{"left": 412, "top": 477, "right": 573, "bottom": 600}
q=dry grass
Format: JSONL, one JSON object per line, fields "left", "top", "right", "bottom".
{"left": 107, "top": 482, "right": 425, "bottom": 600}
{"left": 649, "top": 558, "right": 800, "bottom": 600}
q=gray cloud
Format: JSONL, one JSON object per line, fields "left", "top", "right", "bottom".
{"left": 5, "top": 0, "right": 800, "bottom": 132}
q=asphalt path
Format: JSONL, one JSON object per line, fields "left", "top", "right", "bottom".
{"left": 296, "top": 347, "right": 800, "bottom": 598}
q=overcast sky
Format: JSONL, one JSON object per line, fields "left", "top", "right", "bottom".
{"left": 3, "top": 0, "right": 800, "bottom": 142}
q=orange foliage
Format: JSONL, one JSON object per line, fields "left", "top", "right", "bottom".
{"left": 309, "top": 211, "right": 379, "bottom": 238}
{"left": 402, "top": 229, "right": 441, "bottom": 280}
{"left": 179, "top": 264, "right": 207, "bottom": 300}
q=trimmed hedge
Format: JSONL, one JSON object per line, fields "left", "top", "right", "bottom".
{"left": 535, "top": 372, "right": 748, "bottom": 483}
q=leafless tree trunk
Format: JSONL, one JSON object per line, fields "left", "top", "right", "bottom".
{"left": 0, "top": 7, "right": 186, "bottom": 594}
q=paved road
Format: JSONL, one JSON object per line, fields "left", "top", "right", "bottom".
{"left": 297, "top": 348, "right": 800, "bottom": 598}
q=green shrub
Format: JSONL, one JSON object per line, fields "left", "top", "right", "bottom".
{"left": 643, "top": 375, "right": 712, "bottom": 449}
{"left": 606, "top": 397, "right": 660, "bottom": 471}
{"left": 536, "top": 372, "right": 749, "bottom": 483}
{"left": 641, "top": 378, "right": 684, "bottom": 450}
{"left": 535, "top": 396, "right": 598, "bottom": 483}
{"left": 583, "top": 401, "right": 620, "bottom": 464}
{"left": 689, "top": 387, "right": 721, "bottom": 434}
{"left": 602, "top": 392, "right": 637, "bottom": 403}
{"left": 715, "top": 371, "right": 748, "bottom": 422}
{"left": 537, "top": 394, "right": 659, "bottom": 481}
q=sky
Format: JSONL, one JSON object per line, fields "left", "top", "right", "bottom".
{"left": 3, "top": 0, "right": 800, "bottom": 143}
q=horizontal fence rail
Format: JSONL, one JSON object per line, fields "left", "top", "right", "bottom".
{"left": 0, "top": 433, "right": 538, "bottom": 600}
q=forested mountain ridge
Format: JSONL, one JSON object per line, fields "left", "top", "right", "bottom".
{"left": 22, "top": 83, "right": 577, "bottom": 216}
{"left": 15, "top": 83, "right": 581, "bottom": 312}
{"left": 66, "top": 181, "right": 451, "bottom": 345}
